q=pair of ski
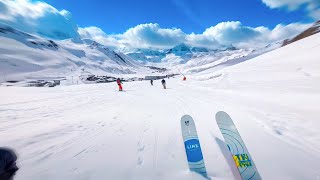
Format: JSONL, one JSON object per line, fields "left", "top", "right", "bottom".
{"left": 181, "top": 111, "right": 261, "bottom": 180}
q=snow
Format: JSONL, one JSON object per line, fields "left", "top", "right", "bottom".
{"left": 1, "top": 29, "right": 320, "bottom": 180}
{"left": 0, "top": 23, "right": 279, "bottom": 85}
{"left": 0, "top": 23, "right": 152, "bottom": 83}
{"left": 1, "top": 2, "right": 319, "bottom": 178}
{"left": 125, "top": 43, "right": 278, "bottom": 69}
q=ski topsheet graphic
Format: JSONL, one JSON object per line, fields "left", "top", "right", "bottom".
{"left": 216, "top": 111, "right": 262, "bottom": 180}
{"left": 181, "top": 115, "right": 208, "bottom": 178}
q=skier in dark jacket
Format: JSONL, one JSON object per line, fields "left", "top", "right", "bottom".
{"left": 150, "top": 80, "right": 153, "bottom": 86}
{"left": 116, "top": 78, "right": 123, "bottom": 91}
{"left": 0, "top": 148, "right": 18, "bottom": 180}
{"left": 161, "top": 79, "right": 166, "bottom": 89}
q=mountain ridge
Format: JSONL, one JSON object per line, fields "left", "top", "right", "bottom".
{"left": 282, "top": 20, "right": 320, "bottom": 47}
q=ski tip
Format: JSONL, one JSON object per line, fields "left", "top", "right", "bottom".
{"left": 181, "top": 115, "right": 194, "bottom": 126}
{"left": 215, "top": 111, "right": 229, "bottom": 122}
{"left": 181, "top": 114, "right": 192, "bottom": 120}
{"left": 216, "top": 111, "right": 227, "bottom": 117}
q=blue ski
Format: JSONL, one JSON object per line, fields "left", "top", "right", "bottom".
{"left": 181, "top": 115, "right": 208, "bottom": 178}
{"left": 216, "top": 111, "right": 261, "bottom": 180}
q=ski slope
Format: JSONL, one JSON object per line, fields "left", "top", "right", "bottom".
{"left": 0, "top": 23, "right": 278, "bottom": 84}
{"left": 0, "top": 33, "right": 320, "bottom": 180}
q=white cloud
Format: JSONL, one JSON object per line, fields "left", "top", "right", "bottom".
{"left": 0, "top": 0, "right": 313, "bottom": 49}
{"left": 309, "top": 7, "right": 320, "bottom": 19}
{"left": 78, "top": 27, "right": 121, "bottom": 47}
{"left": 236, "top": 23, "right": 311, "bottom": 47}
{"left": 305, "top": 1, "right": 320, "bottom": 19}
{"left": 79, "top": 23, "right": 189, "bottom": 49}
{"left": 119, "top": 23, "right": 186, "bottom": 48}
{"left": 185, "top": 33, "right": 220, "bottom": 49}
{"left": 78, "top": 22, "right": 311, "bottom": 49}
{"left": 203, "top": 21, "right": 262, "bottom": 45}
{"left": 268, "top": 23, "right": 312, "bottom": 41}
{"left": 261, "top": 0, "right": 320, "bottom": 19}
{"left": 0, "top": 0, "right": 80, "bottom": 39}
{"left": 201, "top": 21, "right": 311, "bottom": 48}
{"left": 261, "top": 0, "right": 312, "bottom": 10}
{"left": 0, "top": 0, "right": 53, "bottom": 20}
{"left": 79, "top": 27, "right": 108, "bottom": 39}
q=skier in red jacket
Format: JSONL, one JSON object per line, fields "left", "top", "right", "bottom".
{"left": 116, "top": 78, "right": 123, "bottom": 91}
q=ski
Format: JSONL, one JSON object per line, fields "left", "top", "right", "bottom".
{"left": 215, "top": 111, "right": 262, "bottom": 180}
{"left": 181, "top": 115, "right": 208, "bottom": 178}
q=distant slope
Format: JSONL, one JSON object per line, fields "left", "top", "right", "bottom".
{"left": 125, "top": 43, "right": 239, "bottom": 64}
{"left": 172, "top": 41, "right": 281, "bottom": 75}
{"left": 282, "top": 20, "right": 320, "bottom": 47}
{"left": 126, "top": 42, "right": 280, "bottom": 72}
{"left": 0, "top": 23, "right": 149, "bottom": 81}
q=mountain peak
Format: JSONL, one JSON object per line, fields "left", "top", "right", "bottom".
{"left": 172, "top": 43, "right": 190, "bottom": 50}
{"left": 165, "top": 43, "right": 191, "bottom": 55}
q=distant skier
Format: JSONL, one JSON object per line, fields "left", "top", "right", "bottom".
{"left": 116, "top": 78, "right": 123, "bottom": 91}
{"left": 161, "top": 79, "right": 166, "bottom": 89}
{"left": 183, "top": 76, "right": 186, "bottom": 81}
{"left": 0, "top": 148, "right": 18, "bottom": 180}
{"left": 150, "top": 80, "right": 153, "bottom": 86}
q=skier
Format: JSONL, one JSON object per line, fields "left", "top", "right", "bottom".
{"left": 161, "top": 79, "right": 166, "bottom": 89}
{"left": 183, "top": 76, "right": 186, "bottom": 81}
{"left": 150, "top": 80, "right": 153, "bottom": 86}
{"left": 0, "top": 148, "right": 18, "bottom": 180}
{"left": 116, "top": 78, "right": 123, "bottom": 91}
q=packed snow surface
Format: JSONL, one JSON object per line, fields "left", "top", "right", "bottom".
{"left": 0, "top": 34, "right": 320, "bottom": 180}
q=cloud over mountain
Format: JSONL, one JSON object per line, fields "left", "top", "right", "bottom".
{"left": 0, "top": 0, "right": 313, "bottom": 49}
{"left": 119, "top": 23, "right": 186, "bottom": 48}
{"left": 0, "top": 0, "right": 80, "bottom": 39}
{"left": 80, "top": 22, "right": 310, "bottom": 49}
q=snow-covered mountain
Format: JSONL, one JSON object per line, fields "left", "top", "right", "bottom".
{"left": 0, "top": 22, "right": 286, "bottom": 86}
{"left": 0, "top": 23, "right": 151, "bottom": 83}
{"left": 125, "top": 42, "right": 279, "bottom": 70}
{"left": 125, "top": 43, "right": 238, "bottom": 63}
{"left": 177, "top": 41, "right": 283, "bottom": 75}
{"left": 125, "top": 48, "right": 166, "bottom": 63}
{"left": 0, "top": 22, "right": 280, "bottom": 84}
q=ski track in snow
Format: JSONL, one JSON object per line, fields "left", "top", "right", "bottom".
{"left": 1, "top": 78, "right": 319, "bottom": 180}
{"left": 1, "top": 34, "right": 320, "bottom": 180}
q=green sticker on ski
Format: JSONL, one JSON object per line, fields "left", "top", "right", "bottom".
{"left": 216, "top": 111, "right": 262, "bottom": 180}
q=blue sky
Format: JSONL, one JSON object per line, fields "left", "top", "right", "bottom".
{"left": 42, "top": 0, "right": 312, "bottom": 34}
{"left": 0, "top": 0, "right": 319, "bottom": 49}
